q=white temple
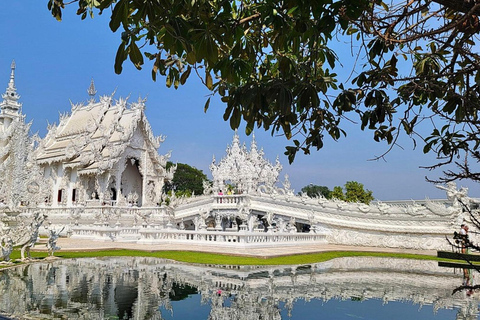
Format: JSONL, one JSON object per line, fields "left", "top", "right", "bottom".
{"left": 0, "top": 62, "right": 478, "bottom": 252}
{"left": 34, "top": 80, "right": 173, "bottom": 208}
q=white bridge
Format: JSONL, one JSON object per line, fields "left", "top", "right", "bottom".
{"left": 4, "top": 133, "right": 476, "bottom": 251}
{"left": 22, "top": 185, "right": 475, "bottom": 251}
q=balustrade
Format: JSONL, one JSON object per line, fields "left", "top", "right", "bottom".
{"left": 134, "top": 228, "right": 326, "bottom": 246}
{"left": 213, "top": 194, "right": 246, "bottom": 205}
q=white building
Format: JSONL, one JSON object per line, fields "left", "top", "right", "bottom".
{"left": 34, "top": 79, "right": 174, "bottom": 208}
{"left": 0, "top": 62, "right": 477, "bottom": 251}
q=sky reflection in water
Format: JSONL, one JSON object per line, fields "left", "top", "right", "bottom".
{"left": 161, "top": 295, "right": 459, "bottom": 320}
{"left": 0, "top": 256, "right": 477, "bottom": 319}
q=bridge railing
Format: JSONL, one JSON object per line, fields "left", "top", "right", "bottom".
{"left": 70, "top": 226, "right": 327, "bottom": 246}
{"left": 138, "top": 229, "right": 326, "bottom": 245}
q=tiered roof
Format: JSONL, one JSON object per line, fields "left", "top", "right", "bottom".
{"left": 35, "top": 82, "right": 168, "bottom": 176}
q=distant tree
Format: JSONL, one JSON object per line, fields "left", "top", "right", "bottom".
{"left": 300, "top": 184, "right": 331, "bottom": 199}
{"left": 344, "top": 181, "right": 374, "bottom": 204}
{"left": 164, "top": 162, "right": 208, "bottom": 196}
{"left": 331, "top": 186, "right": 345, "bottom": 202}
{"left": 331, "top": 181, "right": 374, "bottom": 204}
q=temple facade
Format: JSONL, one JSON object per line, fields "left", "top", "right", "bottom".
{"left": 34, "top": 80, "right": 174, "bottom": 208}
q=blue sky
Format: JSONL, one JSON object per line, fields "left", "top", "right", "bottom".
{"left": 0, "top": 1, "right": 477, "bottom": 200}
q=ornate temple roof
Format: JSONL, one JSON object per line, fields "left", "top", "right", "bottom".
{"left": 210, "top": 132, "right": 282, "bottom": 192}
{"left": 35, "top": 81, "right": 168, "bottom": 175}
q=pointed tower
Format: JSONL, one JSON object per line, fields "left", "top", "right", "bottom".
{"left": 0, "top": 60, "right": 22, "bottom": 117}
{"left": 0, "top": 61, "right": 35, "bottom": 209}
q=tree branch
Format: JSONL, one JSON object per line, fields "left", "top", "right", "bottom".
{"left": 239, "top": 13, "right": 261, "bottom": 25}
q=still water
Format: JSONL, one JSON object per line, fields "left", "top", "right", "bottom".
{"left": 0, "top": 256, "right": 477, "bottom": 319}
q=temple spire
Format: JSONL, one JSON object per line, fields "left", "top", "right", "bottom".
{"left": 9, "top": 60, "right": 15, "bottom": 87}
{"left": 0, "top": 60, "right": 22, "bottom": 115}
{"left": 87, "top": 78, "right": 97, "bottom": 103}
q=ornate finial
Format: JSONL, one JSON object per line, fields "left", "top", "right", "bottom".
{"left": 232, "top": 129, "right": 240, "bottom": 144}
{"left": 250, "top": 132, "right": 258, "bottom": 152}
{"left": 1, "top": 60, "right": 21, "bottom": 114}
{"left": 87, "top": 78, "right": 97, "bottom": 101}
{"left": 10, "top": 60, "right": 16, "bottom": 84}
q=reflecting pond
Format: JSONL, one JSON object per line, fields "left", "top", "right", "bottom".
{"left": 0, "top": 256, "right": 478, "bottom": 319}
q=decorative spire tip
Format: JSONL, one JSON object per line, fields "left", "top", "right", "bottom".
{"left": 87, "top": 78, "right": 97, "bottom": 98}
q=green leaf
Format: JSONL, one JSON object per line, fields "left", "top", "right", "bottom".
{"left": 206, "top": 71, "right": 213, "bottom": 90}
{"left": 230, "top": 108, "right": 241, "bottom": 129}
{"left": 287, "top": 6, "right": 298, "bottom": 16}
{"left": 204, "top": 97, "right": 211, "bottom": 112}
{"left": 128, "top": 42, "right": 144, "bottom": 70}
{"left": 114, "top": 42, "right": 127, "bottom": 74}
{"left": 245, "top": 123, "right": 253, "bottom": 135}
{"left": 180, "top": 66, "right": 192, "bottom": 85}
{"left": 186, "top": 51, "right": 196, "bottom": 65}
{"left": 223, "top": 105, "right": 233, "bottom": 120}
{"left": 346, "top": 27, "right": 358, "bottom": 35}
{"left": 109, "top": 0, "right": 127, "bottom": 32}
{"left": 284, "top": 146, "right": 297, "bottom": 164}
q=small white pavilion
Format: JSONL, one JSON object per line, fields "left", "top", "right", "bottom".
{"left": 34, "top": 80, "right": 174, "bottom": 208}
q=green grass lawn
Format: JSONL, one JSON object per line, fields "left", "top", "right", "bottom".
{"left": 0, "top": 248, "right": 444, "bottom": 269}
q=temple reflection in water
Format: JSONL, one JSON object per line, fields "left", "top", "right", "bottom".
{"left": 0, "top": 257, "right": 478, "bottom": 319}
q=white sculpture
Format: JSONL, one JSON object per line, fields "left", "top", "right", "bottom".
{"left": 15, "top": 212, "right": 46, "bottom": 260}
{"left": 46, "top": 226, "right": 65, "bottom": 257}
{"left": 436, "top": 182, "right": 469, "bottom": 209}
{"left": 0, "top": 236, "right": 13, "bottom": 263}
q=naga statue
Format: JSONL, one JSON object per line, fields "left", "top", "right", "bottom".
{"left": 46, "top": 226, "right": 65, "bottom": 257}
{"left": 12, "top": 212, "right": 47, "bottom": 260}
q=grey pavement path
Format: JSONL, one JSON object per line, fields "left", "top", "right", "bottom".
{"left": 33, "top": 238, "right": 437, "bottom": 258}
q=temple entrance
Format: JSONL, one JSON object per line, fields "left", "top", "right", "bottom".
{"left": 121, "top": 158, "right": 143, "bottom": 206}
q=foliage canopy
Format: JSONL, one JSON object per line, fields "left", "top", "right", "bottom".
{"left": 49, "top": 0, "right": 480, "bottom": 183}
{"left": 300, "top": 184, "right": 331, "bottom": 198}
{"left": 331, "top": 181, "right": 374, "bottom": 204}
{"left": 164, "top": 162, "right": 208, "bottom": 196}
{"left": 300, "top": 181, "right": 373, "bottom": 204}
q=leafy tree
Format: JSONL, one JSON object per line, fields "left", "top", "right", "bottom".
{"left": 300, "top": 184, "right": 331, "bottom": 198}
{"left": 164, "top": 162, "right": 208, "bottom": 196}
{"left": 330, "top": 186, "right": 345, "bottom": 201}
{"left": 331, "top": 181, "right": 373, "bottom": 204}
{"left": 343, "top": 181, "right": 374, "bottom": 204}
{"left": 48, "top": 0, "right": 480, "bottom": 182}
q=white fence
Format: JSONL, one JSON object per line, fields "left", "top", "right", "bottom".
{"left": 71, "top": 226, "right": 327, "bottom": 247}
